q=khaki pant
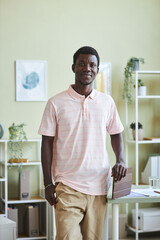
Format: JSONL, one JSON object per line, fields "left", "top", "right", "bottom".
{"left": 55, "top": 182, "right": 106, "bottom": 240}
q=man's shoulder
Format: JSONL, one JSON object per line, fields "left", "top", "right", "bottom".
{"left": 94, "top": 90, "right": 113, "bottom": 102}
{"left": 48, "top": 89, "right": 68, "bottom": 103}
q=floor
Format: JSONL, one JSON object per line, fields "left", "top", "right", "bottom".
{"left": 120, "top": 232, "right": 160, "bottom": 240}
{"left": 108, "top": 234, "right": 160, "bottom": 240}
{"left": 120, "top": 238, "right": 160, "bottom": 240}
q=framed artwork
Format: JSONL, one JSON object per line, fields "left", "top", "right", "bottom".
{"left": 94, "top": 62, "right": 112, "bottom": 95}
{"left": 16, "top": 60, "right": 47, "bottom": 101}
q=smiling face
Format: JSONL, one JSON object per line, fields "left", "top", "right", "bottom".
{"left": 72, "top": 54, "right": 99, "bottom": 87}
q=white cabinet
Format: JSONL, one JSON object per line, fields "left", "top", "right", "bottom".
{"left": 0, "top": 216, "right": 16, "bottom": 240}
{"left": 0, "top": 139, "right": 48, "bottom": 240}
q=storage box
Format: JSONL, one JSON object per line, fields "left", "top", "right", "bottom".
{"left": 132, "top": 207, "right": 160, "bottom": 231}
{"left": 19, "top": 170, "right": 30, "bottom": 200}
{"left": 0, "top": 216, "right": 16, "bottom": 240}
{"left": 25, "top": 205, "right": 39, "bottom": 237}
{"left": 141, "top": 155, "right": 160, "bottom": 184}
{"left": 8, "top": 208, "right": 18, "bottom": 237}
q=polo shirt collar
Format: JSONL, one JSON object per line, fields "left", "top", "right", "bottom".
{"left": 68, "top": 85, "right": 95, "bottom": 100}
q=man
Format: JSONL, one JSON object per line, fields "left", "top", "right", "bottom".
{"left": 38, "top": 46, "right": 126, "bottom": 240}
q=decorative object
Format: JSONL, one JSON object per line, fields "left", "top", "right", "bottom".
{"left": 16, "top": 60, "right": 47, "bottom": 101}
{"left": 123, "top": 57, "right": 145, "bottom": 103}
{"left": 8, "top": 123, "right": 27, "bottom": 165}
{"left": 138, "top": 85, "right": 147, "bottom": 96}
{"left": 94, "top": 62, "right": 112, "bottom": 95}
{"left": 0, "top": 124, "right": 4, "bottom": 139}
{"left": 20, "top": 170, "right": 30, "bottom": 200}
{"left": 134, "top": 79, "right": 147, "bottom": 96}
{"left": 130, "top": 122, "right": 144, "bottom": 140}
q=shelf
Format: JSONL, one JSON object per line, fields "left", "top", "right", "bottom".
{"left": 17, "top": 233, "right": 47, "bottom": 240}
{"left": 133, "top": 70, "right": 160, "bottom": 74}
{"left": 127, "top": 139, "right": 160, "bottom": 144}
{"left": 7, "top": 161, "right": 41, "bottom": 166}
{"left": 0, "top": 138, "right": 41, "bottom": 143}
{"left": 1, "top": 161, "right": 41, "bottom": 166}
{"left": 138, "top": 95, "right": 160, "bottom": 99}
{"left": 125, "top": 70, "right": 160, "bottom": 239}
{"left": 127, "top": 224, "right": 160, "bottom": 233}
{"left": 0, "top": 138, "right": 48, "bottom": 239}
{"left": 4, "top": 196, "right": 46, "bottom": 204}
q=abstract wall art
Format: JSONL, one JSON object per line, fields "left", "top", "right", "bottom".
{"left": 16, "top": 60, "right": 47, "bottom": 101}
{"left": 94, "top": 62, "right": 112, "bottom": 95}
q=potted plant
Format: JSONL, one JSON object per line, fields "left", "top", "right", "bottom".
{"left": 134, "top": 79, "right": 147, "bottom": 96}
{"left": 123, "top": 57, "right": 145, "bottom": 103}
{"left": 130, "top": 122, "right": 144, "bottom": 140}
{"left": 8, "top": 123, "right": 27, "bottom": 165}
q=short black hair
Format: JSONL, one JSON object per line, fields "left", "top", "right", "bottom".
{"left": 73, "top": 46, "right": 100, "bottom": 67}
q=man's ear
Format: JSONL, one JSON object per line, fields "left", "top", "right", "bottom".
{"left": 72, "top": 64, "right": 75, "bottom": 73}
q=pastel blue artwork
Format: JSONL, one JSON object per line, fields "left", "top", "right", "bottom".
{"left": 22, "top": 72, "right": 39, "bottom": 89}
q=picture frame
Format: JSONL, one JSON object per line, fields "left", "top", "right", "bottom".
{"left": 94, "top": 62, "right": 112, "bottom": 95}
{"left": 16, "top": 60, "right": 47, "bottom": 101}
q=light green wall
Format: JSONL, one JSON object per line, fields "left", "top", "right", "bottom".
{"left": 0, "top": 0, "right": 160, "bottom": 172}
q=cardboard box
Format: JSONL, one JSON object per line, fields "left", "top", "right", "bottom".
{"left": 8, "top": 208, "right": 18, "bottom": 237}
{"left": 132, "top": 207, "right": 160, "bottom": 231}
{"left": 19, "top": 170, "right": 30, "bottom": 200}
{"left": 25, "top": 205, "right": 39, "bottom": 237}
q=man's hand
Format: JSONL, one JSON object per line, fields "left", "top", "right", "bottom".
{"left": 45, "top": 184, "right": 56, "bottom": 207}
{"left": 110, "top": 133, "right": 127, "bottom": 182}
{"left": 111, "top": 161, "right": 127, "bottom": 182}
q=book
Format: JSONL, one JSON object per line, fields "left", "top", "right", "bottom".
{"left": 112, "top": 168, "right": 132, "bottom": 199}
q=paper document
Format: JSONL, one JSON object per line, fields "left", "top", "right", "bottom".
{"left": 131, "top": 188, "right": 160, "bottom": 197}
{"left": 125, "top": 191, "right": 146, "bottom": 197}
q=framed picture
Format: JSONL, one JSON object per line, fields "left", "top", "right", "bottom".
{"left": 94, "top": 62, "right": 112, "bottom": 95}
{"left": 16, "top": 60, "right": 47, "bottom": 101}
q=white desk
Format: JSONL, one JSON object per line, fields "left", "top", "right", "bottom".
{"left": 106, "top": 186, "right": 160, "bottom": 240}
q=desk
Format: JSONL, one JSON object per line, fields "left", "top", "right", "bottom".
{"left": 106, "top": 186, "right": 160, "bottom": 240}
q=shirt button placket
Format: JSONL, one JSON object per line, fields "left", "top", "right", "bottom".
{"left": 82, "top": 99, "right": 87, "bottom": 118}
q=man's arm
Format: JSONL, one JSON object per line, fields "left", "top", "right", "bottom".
{"left": 110, "top": 133, "right": 127, "bottom": 181}
{"left": 41, "top": 135, "right": 56, "bottom": 206}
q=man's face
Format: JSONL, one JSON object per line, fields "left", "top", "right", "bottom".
{"left": 72, "top": 54, "right": 99, "bottom": 86}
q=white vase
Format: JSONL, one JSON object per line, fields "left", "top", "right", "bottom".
{"left": 132, "top": 129, "right": 144, "bottom": 140}
{"left": 138, "top": 86, "right": 147, "bottom": 96}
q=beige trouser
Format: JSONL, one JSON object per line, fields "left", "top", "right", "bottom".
{"left": 55, "top": 182, "right": 107, "bottom": 240}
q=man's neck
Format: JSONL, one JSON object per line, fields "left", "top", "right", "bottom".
{"left": 72, "top": 84, "right": 93, "bottom": 98}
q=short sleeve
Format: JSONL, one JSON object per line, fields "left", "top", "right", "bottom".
{"left": 106, "top": 97, "right": 124, "bottom": 135}
{"left": 38, "top": 100, "right": 57, "bottom": 136}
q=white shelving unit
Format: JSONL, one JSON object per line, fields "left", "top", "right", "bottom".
{"left": 125, "top": 70, "right": 160, "bottom": 184}
{"left": 0, "top": 139, "right": 48, "bottom": 240}
{"left": 125, "top": 70, "right": 160, "bottom": 239}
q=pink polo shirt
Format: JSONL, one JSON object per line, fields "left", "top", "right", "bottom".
{"left": 38, "top": 85, "right": 124, "bottom": 195}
